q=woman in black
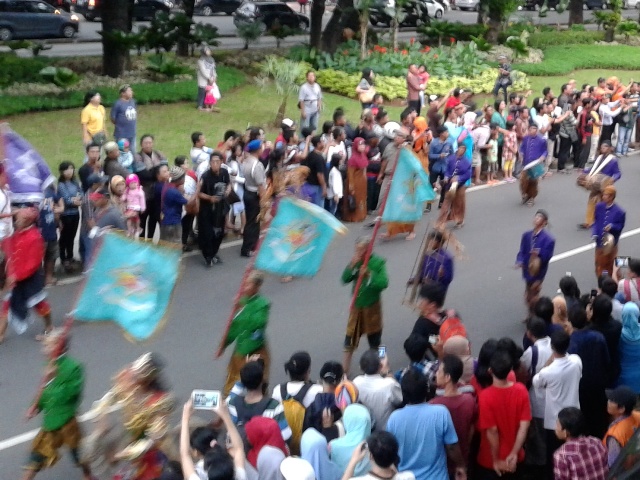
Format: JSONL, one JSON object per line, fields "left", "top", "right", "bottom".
{"left": 197, "top": 152, "right": 230, "bottom": 267}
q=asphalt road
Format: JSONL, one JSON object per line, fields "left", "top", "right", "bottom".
{"left": 1, "top": 143, "right": 639, "bottom": 477}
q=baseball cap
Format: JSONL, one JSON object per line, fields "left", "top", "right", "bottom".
{"left": 281, "top": 118, "right": 296, "bottom": 129}
{"left": 606, "top": 386, "right": 638, "bottom": 412}
{"left": 319, "top": 361, "right": 343, "bottom": 385}
{"left": 89, "top": 187, "right": 110, "bottom": 201}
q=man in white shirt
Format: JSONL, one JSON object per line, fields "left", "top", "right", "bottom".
{"left": 598, "top": 94, "right": 622, "bottom": 145}
{"left": 520, "top": 317, "right": 554, "bottom": 470}
{"left": 190, "top": 131, "right": 213, "bottom": 169}
{"left": 532, "top": 329, "right": 582, "bottom": 478}
{"left": 353, "top": 349, "right": 403, "bottom": 431}
{"left": 471, "top": 123, "right": 490, "bottom": 185}
{"left": 298, "top": 71, "right": 323, "bottom": 131}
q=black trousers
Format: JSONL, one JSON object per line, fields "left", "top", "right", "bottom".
{"left": 600, "top": 123, "right": 615, "bottom": 145}
{"left": 429, "top": 169, "right": 446, "bottom": 206}
{"left": 557, "top": 136, "right": 573, "bottom": 171}
{"left": 242, "top": 190, "right": 260, "bottom": 255}
{"left": 140, "top": 199, "right": 160, "bottom": 240}
{"left": 59, "top": 214, "right": 79, "bottom": 262}
{"left": 408, "top": 99, "right": 421, "bottom": 116}
{"left": 545, "top": 429, "right": 563, "bottom": 480}
{"left": 181, "top": 214, "right": 194, "bottom": 245}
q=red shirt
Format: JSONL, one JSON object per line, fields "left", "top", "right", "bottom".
{"left": 430, "top": 393, "right": 477, "bottom": 466}
{"left": 445, "top": 97, "right": 461, "bottom": 110}
{"left": 470, "top": 370, "right": 517, "bottom": 397}
{"left": 477, "top": 382, "right": 532, "bottom": 469}
{"left": 4, "top": 226, "right": 44, "bottom": 281}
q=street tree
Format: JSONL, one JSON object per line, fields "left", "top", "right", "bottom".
{"left": 310, "top": 0, "right": 326, "bottom": 50}
{"left": 387, "top": 0, "right": 410, "bottom": 51}
{"left": 101, "top": 0, "right": 132, "bottom": 77}
{"left": 477, "top": 0, "right": 520, "bottom": 43}
{"left": 321, "top": 0, "right": 359, "bottom": 53}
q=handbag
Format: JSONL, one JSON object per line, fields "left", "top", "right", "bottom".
{"left": 211, "top": 83, "right": 221, "bottom": 101}
{"left": 347, "top": 194, "right": 356, "bottom": 212}
{"left": 225, "top": 188, "right": 240, "bottom": 205}
{"left": 358, "top": 88, "right": 376, "bottom": 104}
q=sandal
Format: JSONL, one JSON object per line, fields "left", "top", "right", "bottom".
{"left": 405, "top": 232, "right": 416, "bottom": 241}
{"left": 35, "top": 329, "right": 53, "bottom": 342}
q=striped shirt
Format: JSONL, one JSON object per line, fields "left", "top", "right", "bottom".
{"left": 226, "top": 384, "right": 292, "bottom": 441}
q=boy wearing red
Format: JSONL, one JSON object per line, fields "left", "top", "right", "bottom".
{"left": 477, "top": 351, "right": 531, "bottom": 479}
{"left": 0, "top": 208, "right": 52, "bottom": 341}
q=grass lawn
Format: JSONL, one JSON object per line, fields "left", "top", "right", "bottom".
{"left": 6, "top": 85, "right": 403, "bottom": 172}
{"left": 525, "top": 69, "right": 637, "bottom": 98}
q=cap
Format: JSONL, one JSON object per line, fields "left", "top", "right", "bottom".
{"left": 246, "top": 139, "right": 263, "bottom": 152}
{"left": 117, "top": 138, "right": 130, "bottom": 151}
{"left": 383, "top": 121, "right": 401, "bottom": 139}
{"left": 103, "top": 141, "right": 119, "bottom": 153}
{"left": 281, "top": 118, "right": 296, "bottom": 129}
{"left": 169, "top": 166, "right": 185, "bottom": 183}
{"left": 606, "top": 386, "right": 638, "bottom": 412}
{"left": 86, "top": 173, "right": 108, "bottom": 186}
{"left": 126, "top": 173, "right": 139, "bottom": 186}
{"left": 89, "top": 187, "right": 110, "bottom": 201}
{"left": 319, "top": 361, "right": 343, "bottom": 385}
{"left": 429, "top": 94, "right": 439, "bottom": 102}
{"left": 280, "top": 457, "right": 316, "bottom": 480}
{"left": 535, "top": 209, "right": 549, "bottom": 221}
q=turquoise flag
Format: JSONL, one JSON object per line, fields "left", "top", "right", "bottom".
{"left": 255, "top": 197, "right": 347, "bottom": 277}
{"left": 382, "top": 148, "right": 436, "bottom": 223}
{"left": 72, "top": 232, "right": 181, "bottom": 342}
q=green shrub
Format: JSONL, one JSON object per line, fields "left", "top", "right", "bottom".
{"left": 315, "top": 68, "right": 530, "bottom": 100}
{"left": 146, "top": 54, "right": 192, "bottom": 79}
{"left": 516, "top": 44, "right": 640, "bottom": 75}
{"left": 0, "top": 53, "right": 50, "bottom": 87}
{"left": 39, "top": 66, "right": 80, "bottom": 88}
{"left": 497, "top": 21, "right": 555, "bottom": 43}
{"left": 526, "top": 30, "right": 604, "bottom": 49}
{"left": 0, "top": 66, "right": 245, "bottom": 117}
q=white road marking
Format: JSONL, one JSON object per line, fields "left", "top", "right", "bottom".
{"left": 550, "top": 227, "right": 640, "bottom": 263}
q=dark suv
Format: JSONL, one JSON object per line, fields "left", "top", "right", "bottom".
{"left": 522, "top": 0, "right": 604, "bottom": 9}
{"left": 233, "top": 1, "right": 309, "bottom": 32}
{"left": 369, "top": 0, "right": 435, "bottom": 27}
{"left": 72, "top": 0, "right": 172, "bottom": 21}
{"left": 194, "top": 0, "right": 241, "bottom": 16}
{"left": 0, "top": 0, "right": 79, "bottom": 40}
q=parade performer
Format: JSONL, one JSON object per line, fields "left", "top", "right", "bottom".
{"left": 0, "top": 207, "right": 52, "bottom": 343}
{"left": 82, "top": 352, "right": 175, "bottom": 480}
{"left": 577, "top": 140, "right": 621, "bottom": 230}
{"left": 592, "top": 185, "right": 626, "bottom": 278}
{"left": 409, "top": 229, "right": 454, "bottom": 298}
{"left": 519, "top": 124, "right": 548, "bottom": 207}
{"left": 437, "top": 144, "right": 472, "bottom": 228}
{"left": 341, "top": 236, "right": 389, "bottom": 375}
{"left": 516, "top": 210, "right": 556, "bottom": 312}
{"left": 222, "top": 271, "right": 271, "bottom": 396}
{"left": 22, "top": 329, "right": 94, "bottom": 480}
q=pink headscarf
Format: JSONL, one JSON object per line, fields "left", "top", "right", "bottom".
{"left": 348, "top": 137, "right": 369, "bottom": 169}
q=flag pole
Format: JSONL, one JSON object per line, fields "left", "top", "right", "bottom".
{"left": 348, "top": 146, "right": 404, "bottom": 312}
{"left": 215, "top": 204, "right": 274, "bottom": 359}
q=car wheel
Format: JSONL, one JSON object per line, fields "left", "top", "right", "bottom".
{"left": 370, "top": 18, "right": 379, "bottom": 25}
{"left": 435, "top": 8, "right": 443, "bottom": 17}
{"left": 259, "top": 21, "right": 267, "bottom": 33}
{"left": 299, "top": 19, "right": 308, "bottom": 30}
{"left": 0, "top": 27, "right": 12, "bottom": 41}
{"left": 61, "top": 24, "right": 76, "bottom": 38}
{"left": 202, "top": 5, "right": 213, "bottom": 15}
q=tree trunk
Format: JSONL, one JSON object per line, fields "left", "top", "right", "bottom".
{"left": 568, "top": 0, "right": 583, "bottom": 25}
{"left": 391, "top": 19, "right": 398, "bottom": 51}
{"left": 275, "top": 97, "right": 287, "bottom": 127}
{"left": 102, "top": 0, "right": 131, "bottom": 77}
{"left": 177, "top": 0, "right": 196, "bottom": 57}
{"left": 321, "top": 0, "right": 359, "bottom": 53}
{"left": 485, "top": 16, "right": 501, "bottom": 43}
{"left": 310, "top": 0, "right": 326, "bottom": 50}
{"left": 359, "top": 13, "right": 368, "bottom": 59}
{"left": 604, "top": 26, "right": 615, "bottom": 41}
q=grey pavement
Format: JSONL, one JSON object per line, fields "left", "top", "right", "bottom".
{"left": 1, "top": 147, "right": 640, "bottom": 478}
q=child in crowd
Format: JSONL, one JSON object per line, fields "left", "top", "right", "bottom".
{"left": 327, "top": 153, "right": 343, "bottom": 218}
{"left": 502, "top": 121, "right": 518, "bottom": 183}
{"left": 418, "top": 65, "right": 430, "bottom": 108}
{"left": 203, "top": 83, "right": 217, "bottom": 112}
{"left": 117, "top": 138, "right": 134, "bottom": 173}
{"left": 486, "top": 128, "right": 499, "bottom": 184}
{"left": 123, "top": 173, "right": 146, "bottom": 238}
{"left": 371, "top": 94, "right": 384, "bottom": 116}
{"left": 39, "top": 184, "right": 64, "bottom": 286}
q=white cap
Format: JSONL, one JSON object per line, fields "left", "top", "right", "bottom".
{"left": 282, "top": 118, "right": 295, "bottom": 128}
{"left": 429, "top": 94, "right": 438, "bottom": 102}
{"left": 280, "top": 457, "right": 316, "bottom": 480}
{"left": 384, "top": 121, "right": 401, "bottom": 139}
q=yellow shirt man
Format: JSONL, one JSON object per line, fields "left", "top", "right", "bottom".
{"left": 81, "top": 103, "right": 106, "bottom": 140}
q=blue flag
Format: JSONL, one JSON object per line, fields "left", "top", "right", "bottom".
{"left": 382, "top": 148, "right": 435, "bottom": 223}
{"left": 1, "top": 125, "right": 56, "bottom": 204}
{"left": 72, "top": 232, "right": 181, "bottom": 342}
{"left": 255, "top": 197, "right": 347, "bottom": 277}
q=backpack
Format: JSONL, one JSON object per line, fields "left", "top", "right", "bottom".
{"left": 279, "top": 382, "right": 313, "bottom": 455}
{"left": 233, "top": 397, "right": 273, "bottom": 455}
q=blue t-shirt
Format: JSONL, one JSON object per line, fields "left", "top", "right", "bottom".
{"left": 387, "top": 404, "right": 458, "bottom": 480}
{"left": 111, "top": 98, "right": 137, "bottom": 140}
{"left": 39, "top": 188, "right": 59, "bottom": 242}
{"left": 161, "top": 186, "right": 187, "bottom": 226}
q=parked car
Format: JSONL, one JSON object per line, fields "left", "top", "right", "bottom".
{"left": 194, "top": 0, "right": 241, "bottom": 15}
{"left": 521, "top": 0, "right": 604, "bottom": 9}
{"left": 72, "top": 0, "right": 172, "bottom": 22}
{"left": 453, "top": 0, "right": 479, "bottom": 10}
{"left": 622, "top": 0, "right": 640, "bottom": 8}
{"left": 436, "top": 0, "right": 450, "bottom": 10}
{"left": 369, "top": 0, "right": 443, "bottom": 27}
{"left": 0, "top": 0, "right": 79, "bottom": 40}
{"left": 233, "top": 1, "right": 309, "bottom": 32}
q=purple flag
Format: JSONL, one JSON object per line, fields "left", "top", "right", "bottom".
{"left": 1, "top": 125, "right": 55, "bottom": 204}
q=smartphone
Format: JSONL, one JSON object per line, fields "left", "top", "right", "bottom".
{"left": 566, "top": 272, "right": 572, "bottom": 277}
{"left": 191, "top": 389, "right": 220, "bottom": 410}
{"left": 378, "top": 345, "right": 386, "bottom": 359}
{"left": 428, "top": 335, "right": 439, "bottom": 346}
{"left": 590, "top": 289, "right": 598, "bottom": 298}
{"left": 615, "top": 256, "right": 630, "bottom": 268}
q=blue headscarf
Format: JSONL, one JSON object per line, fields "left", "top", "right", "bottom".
{"left": 301, "top": 428, "right": 342, "bottom": 480}
{"left": 621, "top": 302, "right": 640, "bottom": 343}
{"left": 329, "top": 404, "right": 371, "bottom": 476}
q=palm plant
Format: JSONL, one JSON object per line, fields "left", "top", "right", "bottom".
{"left": 355, "top": 0, "right": 376, "bottom": 59}
{"left": 616, "top": 19, "right": 640, "bottom": 43}
{"left": 386, "top": 0, "right": 410, "bottom": 51}
{"left": 236, "top": 22, "right": 263, "bottom": 50}
{"left": 255, "top": 56, "right": 306, "bottom": 126}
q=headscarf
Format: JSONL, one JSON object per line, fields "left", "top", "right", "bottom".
{"left": 329, "top": 404, "right": 371, "bottom": 476}
{"left": 621, "top": 302, "right": 640, "bottom": 343}
{"left": 443, "top": 335, "right": 474, "bottom": 384}
{"left": 301, "top": 429, "right": 342, "bottom": 480}
{"left": 110, "top": 175, "right": 125, "bottom": 195}
{"left": 348, "top": 138, "right": 369, "bottom": 169}
{"left": 256, "top": 446, "right": 287, "bottom": 480}
{"left": 245, "top": 417, "right": 288, "bottom": 468}
{"left": 413, "top": 116, "right": 429, "bottom": 152}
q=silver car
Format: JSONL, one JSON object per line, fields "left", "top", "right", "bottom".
{"left": 454, "top": 0, "right": 479, "bottom": 10}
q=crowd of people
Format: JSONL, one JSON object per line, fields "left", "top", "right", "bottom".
{"left": 4, "top": 55, "right": 640, "bottom": 480}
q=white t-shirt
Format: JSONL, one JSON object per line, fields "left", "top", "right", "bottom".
{"left": 351, "top": 472, "right": 416, "bottom": 480}
{"left": 352, "top": 374, "right": 403, "bottom": 431}
{"left": 299, "top": 82, "right": 322, "bottom": 115}
{"left": 0, "top": 188, "right": 12, "bottom": 240}
{"left": 189, "top": 467, "right": 247, "bottom": 480}
{"left": 534, "top": 115, "right": 550, "bottom": 140}
{"left": 327, "top": 167, "right": 344, "bottom": 199}
{"left": 520, "top": 336, "right": 553, "bottom": 419}
{"left": 191, "top": 146, "right": 213, "bottom": 167}
{"left": 271, "top": 381, "right": 323, "bottom": 408}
